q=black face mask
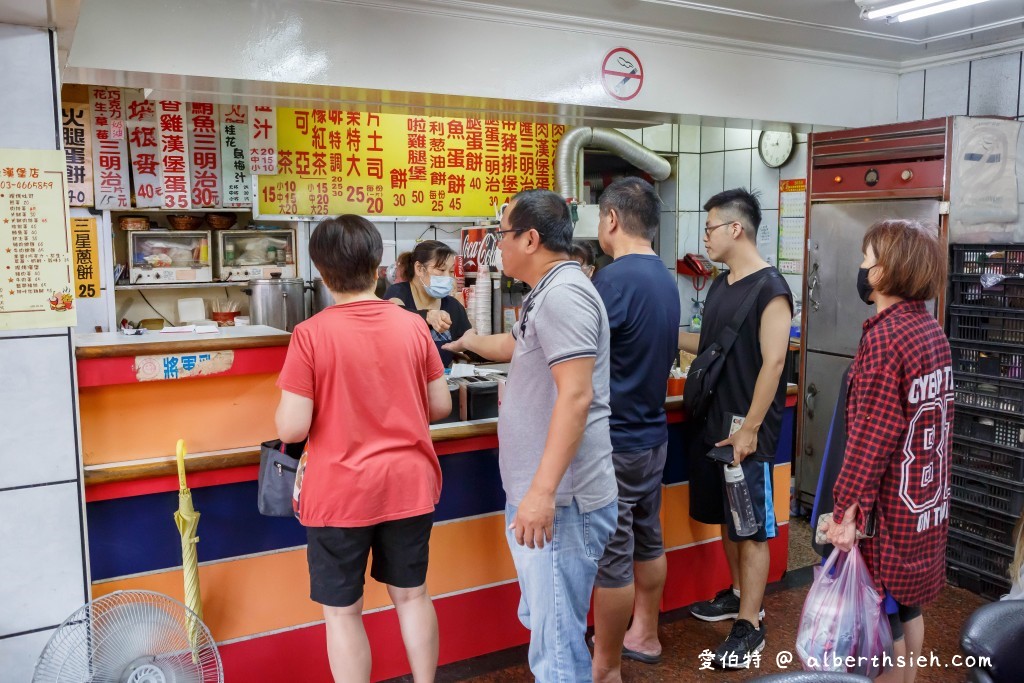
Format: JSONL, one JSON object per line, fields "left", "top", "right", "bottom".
{"left": 857, "top": 266, "right": 876, "bottom": 305}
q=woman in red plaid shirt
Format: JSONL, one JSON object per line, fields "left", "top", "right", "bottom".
{"left": 825, "top": 219, "right": 952, "bottom": 683}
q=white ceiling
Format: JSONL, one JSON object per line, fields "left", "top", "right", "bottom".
{"left": 457, "top": 0, "right": 1024, "bottom": 65}
{"left": 7, "top": 0, "right": 1023, "bottom": 70}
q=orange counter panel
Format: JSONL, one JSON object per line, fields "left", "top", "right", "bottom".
{"left": 79, "top": 373, "right": 280, "bottom": 465}
{"left": 93, "top": 513, "right": 516, "bottom": 642}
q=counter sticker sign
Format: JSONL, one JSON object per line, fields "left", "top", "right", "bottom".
{"left": 134, "top": 350, "right": 234, "bottom": 381}
{"left": 602, "top": 48, "right": 643, "bottom": 101}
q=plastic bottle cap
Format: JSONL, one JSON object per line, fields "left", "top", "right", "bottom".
{"left": 723, "top": 464, "right": 745, "bottom": 483}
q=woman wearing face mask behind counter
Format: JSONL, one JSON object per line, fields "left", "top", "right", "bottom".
{"left": 385, "top": 240, "right": 473, "bottom": 367}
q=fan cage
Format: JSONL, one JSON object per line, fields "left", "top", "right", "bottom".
{"left": 33, "top": 590, "right": 222, "bottom": 683}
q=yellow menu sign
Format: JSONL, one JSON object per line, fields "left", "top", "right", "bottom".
{"left": 71, "top": 217, "right": 100, "bottom": 298}
{"left": 0, "top": 148, "right": 76, "bottom": 330}
{"left": 258, "top": 109, "right": 564, "bottom": 217}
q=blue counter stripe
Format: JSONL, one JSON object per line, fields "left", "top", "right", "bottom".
{"left": 88, "top": 448, "right": 505, "bottom": 581}
{"left": 88, "top": 407, "right": 794, "bottom": 581}
{"left": 662, "top": 407, "right": 794, "bottom": 486}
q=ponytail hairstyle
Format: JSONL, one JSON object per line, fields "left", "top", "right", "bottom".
{"left": 396, "top": 240, "right": 456, "bottom": 282}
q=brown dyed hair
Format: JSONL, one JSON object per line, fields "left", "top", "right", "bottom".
{"left": 862, "top": 219, "right": 945, "bottom": 301}
{"left": 396, "top": 240, "right": 456, "bottom": 281}
{"left": 309, "top": 215, "right": 382, "bottom": 293}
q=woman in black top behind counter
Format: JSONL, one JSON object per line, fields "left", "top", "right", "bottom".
{"left": 384, "top": 240, "right": 472, "bottom": 367}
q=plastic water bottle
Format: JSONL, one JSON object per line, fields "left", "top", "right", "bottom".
{"left": 690, "top": 298, "right": 703, "bottom": 333}
{"left": 724, "top": 464, "right": 758, "bottom": 537}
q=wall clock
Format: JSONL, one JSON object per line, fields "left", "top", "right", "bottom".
{"left": 758, "top": 128, "right": 795, "bottom": 169}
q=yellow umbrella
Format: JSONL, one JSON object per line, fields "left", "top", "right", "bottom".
{"left": 173, "top": 438, "right": 204, "bottom": 661}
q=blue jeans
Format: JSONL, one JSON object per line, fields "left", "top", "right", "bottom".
{"left": 505, "top": 499, "right": 617, "bottom": 683}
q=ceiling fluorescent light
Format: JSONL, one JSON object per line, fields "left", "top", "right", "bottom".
{"left": 896, "top": 0, "right": 991, "bottom": 21}
{"left": 863, "top": 0, "right": 942, "bottom": 20}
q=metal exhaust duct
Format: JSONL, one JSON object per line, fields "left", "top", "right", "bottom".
{"left": 554, "top": 127, "right": 672, "bottom": 200}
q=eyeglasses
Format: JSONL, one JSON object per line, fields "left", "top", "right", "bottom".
{"left": 704, "top": 221, "right": 735, "bottom": 238}
{"left": 495, "top": 228, "right": 523, "bottom": 240}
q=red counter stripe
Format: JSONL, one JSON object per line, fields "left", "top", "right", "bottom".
{"left": 77, "top": 346, "right": 289, "bottom": 387}
{"left": 86, "top": 465, "right": 259, "bottom": 502}
{"left": 86, "top": 437, "right": 499, "bottom": 502}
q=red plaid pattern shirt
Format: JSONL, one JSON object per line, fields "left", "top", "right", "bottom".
{"left": 833, "top": 300, "right": 953, "bottom": 606}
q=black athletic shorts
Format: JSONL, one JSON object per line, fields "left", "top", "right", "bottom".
{"left": 887, "top": 599, "right": 922, "bottom": 641}
{"left": 306, "top": 512, "right": 433, "bottom": 607}
{"left": 689, "top": 440, "right": 777, "bottom": 543}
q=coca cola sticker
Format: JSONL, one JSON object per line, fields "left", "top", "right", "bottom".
{"left": 461, "top": 226, "right": 500, "bottom": 273}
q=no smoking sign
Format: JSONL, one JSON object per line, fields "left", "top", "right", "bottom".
{"left": 602, "top": 48, "right": 643, "bottom": 101}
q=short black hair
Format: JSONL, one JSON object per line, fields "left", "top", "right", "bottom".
{"left": 703, "top": 188, "right": 761, "bottom": 241}
{"left": 570, "top": 240, "right": 596, "bottom": 267}
{"left": 598, "top": 176, "right": 661, "bottom": 242}
{"left": 309, "top": 215, "right": 382, "bottom": 293}
{"left": 507, "top": 189, "right": 574, "bottom": 255}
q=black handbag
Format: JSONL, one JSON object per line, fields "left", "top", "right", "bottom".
{"left": 257, "top": 439, "right": 306, "bottom": 517}
{"left": 682, "top": 270, "right": 776, "bottom": 420}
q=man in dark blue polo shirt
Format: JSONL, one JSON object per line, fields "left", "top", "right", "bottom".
{"left": 589, "top": 177, "right": 681, "bottom": 683}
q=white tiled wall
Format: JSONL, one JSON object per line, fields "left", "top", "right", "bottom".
{"left": 0, "top": 24, "right": 89, "bottom": 673}
{"left": 676, "top": 124, "right": 807, "bottom": 315}
{"left": 968, "top": 54, "right": 1020, "bottom": 118}
{"left": 924, "top": 62, "right": 971, "bottom": 119}
{"left": 0, "top": 484, "right": 87, "bottom": 634}
{"left": 900, "top": 51, "right": 1024, "bottom": 120}
{"left": 0, "top": 337, "right": 78, "bottom": 489}
{"left": 0, "top": 629, "right": 54, "bottom": 683}
{"left": 605, "top": 121, "right": 809, "bottom": 326}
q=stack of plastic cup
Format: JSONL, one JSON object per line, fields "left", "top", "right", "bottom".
{"left": 473, "top": 269, "right": 492, "bottom": 335}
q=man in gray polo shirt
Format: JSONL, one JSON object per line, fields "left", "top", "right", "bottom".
{"left": 446, "top": 189, "right": 617, "bottom": 682}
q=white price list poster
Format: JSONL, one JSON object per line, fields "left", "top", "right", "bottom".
{"left": 778, "top": 179, "right": 806, "bottom": 275}
{"left": 0, "top": 148, "right": 77, "bottom": 330}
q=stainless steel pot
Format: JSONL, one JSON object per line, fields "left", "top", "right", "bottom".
{"left": 244, "top": 275, "right": 305, "bottom": 331}
{"left": 311, "top": 278, "right": 334, "bottom": 315}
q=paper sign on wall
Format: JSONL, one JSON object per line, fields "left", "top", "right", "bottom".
{"left": 257, "top": 110, "right": 564, "bottom": 217}
{"left": 779, "top": 178, "right": 806, "bottom": 276}
{"left": 126, "top": 91, "right": 162, "bottom": 208}
{"left": 157, "top": 100, "right": 191, "bottom": 210}
{"left": 62, "top": 103, "right": 93, "bottom": 207}
{"left": 188, "top": 102, "right": 222, "bottom": 207}
{"left": 89, "top": 87, "right": 131, "bottom": 209}
{"left": 221, "top": 106, "right": 251, "bottom": 208}
{"left": 71, "top": 217, "right": 100, "bottom": 298}
{"left": 0, "top": 148, "right": 76, "bottom": 330}
{"left": 249, "top": 105, "right": 277, "bottom": 175}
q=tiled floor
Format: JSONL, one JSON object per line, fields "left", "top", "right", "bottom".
{"left": 388, "top": 517, "right": 989, "bottom": 682}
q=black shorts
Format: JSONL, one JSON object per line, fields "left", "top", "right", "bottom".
{"left": 306, "top": 512, "right": 433, "bottom": 607}
{"left": 887, "top": 599, "right": 922, "bottom": 642}
{"left": 688, "top": 442, "right": 777, "bottom": 543}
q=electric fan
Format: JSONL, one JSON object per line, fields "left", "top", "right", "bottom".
{"left": 33, "top": 590, "right": 222, "bottom": 683}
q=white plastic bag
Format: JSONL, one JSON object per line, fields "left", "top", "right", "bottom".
{"left": 796, "top": 546, "right": 893, "bottom": 677}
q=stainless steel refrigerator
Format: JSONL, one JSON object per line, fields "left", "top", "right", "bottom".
{"left": 796, "top": 118, "right": 951, "bottom": 511}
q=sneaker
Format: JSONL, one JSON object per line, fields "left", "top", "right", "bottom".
{"left": 689, "top": 587, "right": 765, "bottom": 622}
{"left": 714, "top": 619, "right": 765, "bottom": 669}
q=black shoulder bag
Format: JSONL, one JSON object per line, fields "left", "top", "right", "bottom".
{"left": 682, "top": 270, "right": 776, "bottom": 420}
{"left": 258, "top": 439, "right": 306, "bottom": 517}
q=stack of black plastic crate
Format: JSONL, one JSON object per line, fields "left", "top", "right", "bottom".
{"left": 946, "top": 244, "right": 1024, "bottom": 600}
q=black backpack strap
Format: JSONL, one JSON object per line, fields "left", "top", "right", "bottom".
{"left": 716, "top": 269, "right": 777, "bottom": 358}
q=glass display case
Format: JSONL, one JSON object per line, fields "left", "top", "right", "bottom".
{"left": 127, "top": 230, "right": 213, "bottom": 284}
{"left": 214, "top": 229, "right": 297, "bottom": 281}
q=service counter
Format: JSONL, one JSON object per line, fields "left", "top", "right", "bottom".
{"left": 75, "top": 328, "right": 796, "bottom": 682}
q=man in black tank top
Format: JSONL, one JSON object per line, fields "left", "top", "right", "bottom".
{"left": 678, "top": 189, "right": 793, "bottom": 668}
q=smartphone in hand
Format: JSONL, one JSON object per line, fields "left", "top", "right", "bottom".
{"left": 705, "top": 445, "right": 735, "bottom": 465}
